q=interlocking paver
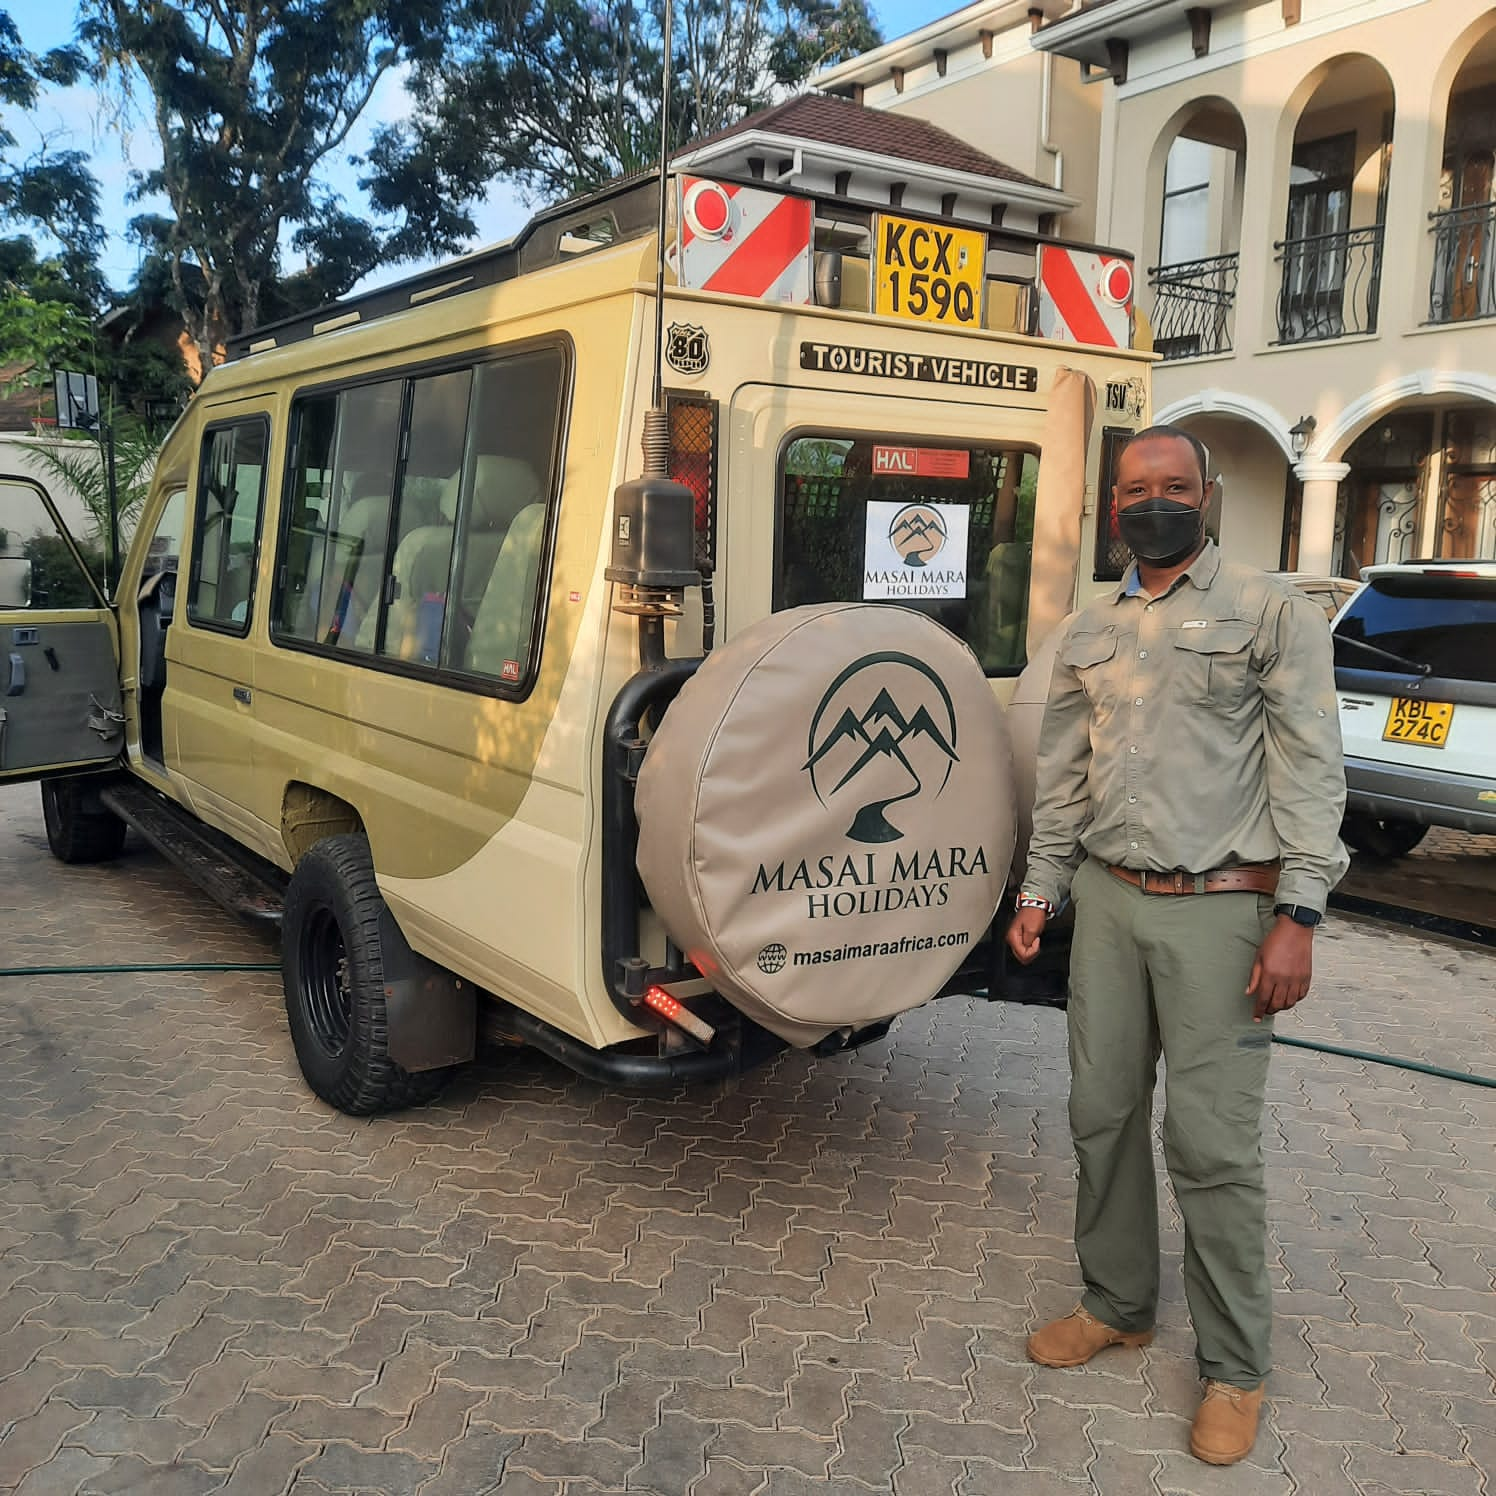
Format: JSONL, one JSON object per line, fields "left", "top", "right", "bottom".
{"left": 3, "top": 784, "right": 1496, "bottom": 1496}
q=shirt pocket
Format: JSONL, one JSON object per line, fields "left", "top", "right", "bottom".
{"left": 1060, "top": 630, "right": 1120, "bottom": 707}
{"left": 1172, "top": 620, "right": 1255, "bottom": 708}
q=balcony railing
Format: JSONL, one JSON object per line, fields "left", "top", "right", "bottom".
{"left": 1147, "top": 253, "right": 1239, "bottom": 360}
{"left": 1273, "top": 225, "right": 1383, "bottom": 344}
{"left": 1429, "top": 202, "right": 1496, "bottom": 325}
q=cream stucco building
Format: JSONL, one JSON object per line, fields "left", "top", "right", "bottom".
{"left": 821, "top": 0, "right": 1496, "bottom": 576}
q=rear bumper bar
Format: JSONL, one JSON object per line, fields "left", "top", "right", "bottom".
{"left": 1345, "top": 756, "right": 1496, "bottom": 836}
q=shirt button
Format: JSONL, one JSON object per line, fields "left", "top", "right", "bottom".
{"left": 1128, "top": 795, "right": 1138, "bottom": 803}
{"left": 1129, "top": 745, "right": 1139, "bottom": 754}
{"left": 1139, "top": 650, "right": 1148, "bottom": 659}
{"left": 1130, "top": 841, "right": 1139, "bottom": 849}
{"left": 1134, "top": 697, "right": 1144, "bottom": 706}
{"left": 1145, "top": 604, "right": 1154, "bottom": 613}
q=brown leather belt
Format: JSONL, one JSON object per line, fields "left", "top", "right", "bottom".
{"left": 1105, "top": 862, "right": 1280, "bottom": 896}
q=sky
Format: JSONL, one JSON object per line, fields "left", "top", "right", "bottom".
{"left": 3, "top": 0, "right": 945, "bottom": 298}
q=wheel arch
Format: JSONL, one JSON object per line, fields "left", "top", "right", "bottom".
{"left": 280, "top": 782, "right": 365, "bottom": 867}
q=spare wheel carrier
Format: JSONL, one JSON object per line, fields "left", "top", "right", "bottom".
{"left": 635, "top": 603, "right": 1016, "bottom": 1045}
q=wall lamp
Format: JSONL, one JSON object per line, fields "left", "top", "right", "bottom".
{"left": 1289, "top": 415, "right": 1317, "bottom": 460}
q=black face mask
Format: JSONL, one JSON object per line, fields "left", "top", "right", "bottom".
{"left": 1117, "top": 498, "right": 1205, "bottom": 567}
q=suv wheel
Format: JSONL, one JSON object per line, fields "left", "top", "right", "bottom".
{"left": 1341, "top": 813, "right": 1430, "bottom": 860}
{"left": 282, "top": 834, "right": 451, "bottom": 1115}
{"left": 41, "top": 779, "right": 127, "bottom": 864}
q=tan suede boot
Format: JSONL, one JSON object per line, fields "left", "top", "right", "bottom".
{"left": 1025, "top": 1304, "right": 1154, "bottom": 1368}
{"left": 1190, "top": 1381, "right": 1266, "bottom": 1464}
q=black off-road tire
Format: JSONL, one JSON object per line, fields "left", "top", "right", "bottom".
{"left": 40, "top": 778, "right": 127, "bottom": 864}
{"left": 282, "top": 834, "right": 451, "bottom": 1115}
{"left": 1340, "top": 812, "right": 1430, "bottom": 860}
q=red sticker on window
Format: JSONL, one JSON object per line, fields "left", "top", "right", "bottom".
{"left": 500, "top": 660, "right": 522, "bottom": 683}
{"left": 872, "top": 445, "right": 970, "bottom": 479}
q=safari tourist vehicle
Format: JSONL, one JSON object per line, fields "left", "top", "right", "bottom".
{"left": 0, "top": 167, "right": 1151, "bottom": 1113}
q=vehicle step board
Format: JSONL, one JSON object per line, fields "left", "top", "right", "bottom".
{"left": 101, "top": 781, "right": 286, "bottom": 927}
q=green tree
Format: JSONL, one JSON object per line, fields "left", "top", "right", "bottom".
{"left": 80, "top": 0, "right": 449, "bottom": 369}
{"left": 366, "top": 0, "right": 881, "bottom": 228}
{"left": 0, "top": 8, "right": 103, "bottom": 287}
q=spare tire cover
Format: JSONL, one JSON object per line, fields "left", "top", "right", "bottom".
{"left": 636, "top": 603, "right": 1016, "bottom": 1045}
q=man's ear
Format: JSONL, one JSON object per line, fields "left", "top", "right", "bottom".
{"left": 1201, "top": 478, "right": 1216, "bottom": 509}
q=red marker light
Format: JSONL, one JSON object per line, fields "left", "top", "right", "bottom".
{"left": 642, "top": 985, "right": 716, "bottom": 1046}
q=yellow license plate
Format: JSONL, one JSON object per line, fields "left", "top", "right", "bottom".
{"left": 873, "top": 214, "right": 985, "bottom": 328}
{"left": 1383, "top": 697, "right": 1453, "bottom": 747}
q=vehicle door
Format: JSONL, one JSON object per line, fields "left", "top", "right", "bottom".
{"left": 165, "top": 410, "right": 275, "bottom": 849}
{"left": 0, "top": 474, "right": 122, "bottom": 781}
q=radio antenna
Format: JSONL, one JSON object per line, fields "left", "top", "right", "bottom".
{"left": 643, "top": 0, "right": 675, "bottom": 476}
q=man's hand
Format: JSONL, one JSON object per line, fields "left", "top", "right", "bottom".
{"left": 1247, "top": 918, "right": 1315, "bottom": 1021}
{"left": 1007, "top": 907, "right": 1048, "bottom": 965}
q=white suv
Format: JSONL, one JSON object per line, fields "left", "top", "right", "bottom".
{"left": 1332, "top": 560, "right": 1496, "bottom": 857}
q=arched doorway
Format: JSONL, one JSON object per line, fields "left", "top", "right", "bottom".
{"left": 1277, "top": 57, "right": 1395, "bottom": 345}
{"left": 1332, "top": 402, "right": 1496, "bottom": 574}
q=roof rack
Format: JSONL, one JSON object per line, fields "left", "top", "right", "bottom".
{"left": 225, "top": 174, "right": 665, "bottom": 361}
{"left": 225, "top": 170, "right": 1138, "bottom": 361}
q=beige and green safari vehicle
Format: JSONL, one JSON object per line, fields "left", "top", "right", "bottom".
{"left": 0, "top": 171, "right": 1149, "bottom": 1113}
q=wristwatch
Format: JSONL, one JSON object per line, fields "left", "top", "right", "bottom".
{"left": 1274, "top": 904, "right": 1322, "bottom": 928}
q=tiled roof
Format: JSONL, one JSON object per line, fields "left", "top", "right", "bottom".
{"left": 682, "top": 93, "right": 1046, "bottom": 191}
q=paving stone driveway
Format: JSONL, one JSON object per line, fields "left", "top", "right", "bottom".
{"left": 2, "top": 782, "right": 1494, "bottom": 1496}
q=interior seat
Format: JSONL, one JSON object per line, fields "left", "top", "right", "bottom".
{"left": 464, "top": 503, "right": 547, "bottom": 679}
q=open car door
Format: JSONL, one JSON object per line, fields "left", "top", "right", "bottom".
{"left": 0, "top": 474, "right": 123, "bottom": 781}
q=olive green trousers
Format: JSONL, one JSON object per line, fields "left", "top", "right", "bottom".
{"left": 1066, "top": 856, "right": 1277, "bottom": 1387}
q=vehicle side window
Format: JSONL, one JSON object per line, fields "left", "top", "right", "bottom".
{"left": 279, "top": 381, "right": 403, "bottom": 650}
{"left": 377, "top": 370, "right": 471, "bottom": 664}
{"left": 0, "top": 481, "right": 102, "bottom": 609}
{"left": 188, "top": 420, "right": 269, "bottom": 633}
{"left": 449, "top": 349, "right": 565, "bottom": 680}
{"left": 275, "top": 344, "right": 566, "bottom": 691}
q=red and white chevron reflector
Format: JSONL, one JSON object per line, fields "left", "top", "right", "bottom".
{"left": 1036, "top": 246, "right": 1134, "bottom": 348}
{"left": 677, "top": 176, "right": 814, "bottom": 305}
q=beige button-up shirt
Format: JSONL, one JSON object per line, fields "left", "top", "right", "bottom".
{"left": 1024, "top": 542, "right": 1350, "bottom": 914}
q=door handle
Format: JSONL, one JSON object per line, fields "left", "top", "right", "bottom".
{"left": 5, "top": 653, "right": 24, "bottom": 696}
{"left": 232, "top": 685, "right": 252, "bottom": 705}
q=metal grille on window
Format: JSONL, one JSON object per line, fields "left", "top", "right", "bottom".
{"left": 668, "top": 396, "right": 718, "bottom": 560}
{"left": 1094, "top": 428, "right": 1133, "bottom": 582}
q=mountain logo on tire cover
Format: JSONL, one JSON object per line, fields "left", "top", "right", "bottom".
{"left": 887, "top": 503, "right": 947, "bottom": 567}
{"left": 804, "top": 651, "right": 959, "bottom": 844}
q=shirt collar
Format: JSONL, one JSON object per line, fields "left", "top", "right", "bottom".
{"left": 1113, "top": 539, "right": 1220, "bottom": 603}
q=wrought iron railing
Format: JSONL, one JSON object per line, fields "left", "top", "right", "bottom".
{"left": 1273, "top": 225, "right": 1383, "bottom": 344}
{"left": 1147, "top": 253, "right": 1239, "bottom": 360}
{"left": 1428, "top": 202, "right": 1496, "bottom": 325}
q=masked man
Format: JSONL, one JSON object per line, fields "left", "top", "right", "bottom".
{"left": 1007, "top": 425, "right": 1348, "bottom": 1465}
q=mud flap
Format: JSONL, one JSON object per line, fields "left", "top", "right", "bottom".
{"left": 377, "top": 905, "right": 476, "bottom": 1071}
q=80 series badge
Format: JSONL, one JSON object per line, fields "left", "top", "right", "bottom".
{"left": 666, "top": 323, "right": 710, "bottom": 376}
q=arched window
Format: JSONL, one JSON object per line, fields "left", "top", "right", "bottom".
{"left": 1429, "top": 28, "right": 1496, "bottom": 324}
{"left": 1149, "top": 103, "right": 1245, "bottom": 360}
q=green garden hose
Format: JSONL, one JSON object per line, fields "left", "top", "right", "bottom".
{"left": 1, "top": 961, "right": 1492, "bottom": 1090}
{"left": 1270, "top": 1033, "right": 1496, "bottom": 1089}
{"left": 0, "top": 962, "right": 278, "bottom": 977}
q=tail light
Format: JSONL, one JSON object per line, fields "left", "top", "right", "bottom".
{"left": 667, "top": 395, "right": 718, "bottom": 561}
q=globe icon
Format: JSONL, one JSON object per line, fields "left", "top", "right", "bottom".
{"left": 757, "top": 943, "right": 787, "bottom": 975}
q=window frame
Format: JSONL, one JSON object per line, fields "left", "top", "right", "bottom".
{"left": 185, "top": 413, "right": 272, "bottom": 639}
{"left": 771, "top": 424, "right": 1041, "bottom": 679}
{"left": 267, "top": 336, "right": 574, "bottom": 702}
